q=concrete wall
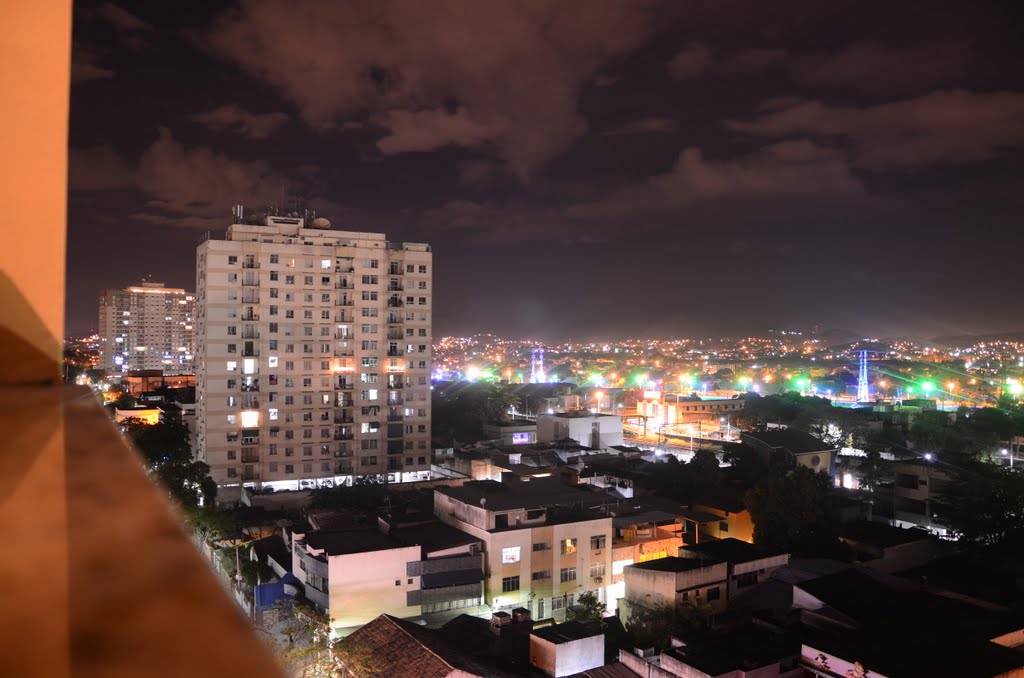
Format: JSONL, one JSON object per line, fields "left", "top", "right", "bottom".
{"left": 0, "top": 0, "right": 70, "bottom": 385}
{"left": 692, "top": 506, "right": 755, "bottom": 543}
{"left": 530, "top": 633, "right": 604, "bottom": 677}
{"left": 327, "top": 545, "right": 422, "bottom": 634}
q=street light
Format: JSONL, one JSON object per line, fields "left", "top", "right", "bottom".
{"left": 594, "top": 390, "right": 604, "bottom": 414}
{"left": 1002, "top": 448, "right": 1013, "bottom": 469}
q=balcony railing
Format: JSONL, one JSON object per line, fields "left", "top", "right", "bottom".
{"left": 335, "top": 280, "right": 354, "bottom": 289}
{"left": 387, "top": 349, "right": 403, "bottom": 356}
{"left": 334, "top": 413, "right": 354, "bottom": 424}
{"left": 241, "top": 278, "right": 259, "bottom": 286}
{"left": 333, "top": 431, "right": 354, "bottom": 441}
{"left": 387, "top": 297, "right": 403, "bottom": 307}
{"left": 242, "top": 261, "right": 260, "bottom": 269}
{"left": 241, "top": 313, "right": 259, "bottom": 321}
{"left": 8, "top": 386, "right": 284, "bottom": 677}
{"left": 335, "top": 299, "right": 354, "bottom": 306}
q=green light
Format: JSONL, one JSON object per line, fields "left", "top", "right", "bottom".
{"left": 921, "top": 381, "right": 934, "bottom": 393}
{"left": 796, "top": 378, "right": 809, "bottom": 388}
{"left": 1010, "top": 383, "right": 1023, "bottom": 395}
{"left": 739, "top": 376, "right": 751, "bottom": 386}
{"left": 635, "top": 373, "right": 648, "bottom": 385}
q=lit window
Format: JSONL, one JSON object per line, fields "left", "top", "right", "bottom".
{"left": 240, "top": 410, "right": 259, "bottom": 428}
{"left": 243, "top": 358, "right": 256, "bottom": 374}
{"left": 269, "top": 408, "right": 278, "bottom": 421}
{"left": 502, "top": 546, "right": 521, "bottom": 564}
{"left": 268, "top": 356, "right": 278, "bottom": 368}
{"left": 226, "top": 361, "right": 237, "bottom": 372}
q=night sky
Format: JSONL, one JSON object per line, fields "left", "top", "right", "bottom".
{"left": 68, "top": 1, "right": 1024, "bottom": 340}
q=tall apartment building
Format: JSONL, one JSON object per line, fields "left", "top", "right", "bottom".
{"left": 195, "top": 215, "right": 432, "bottom": 489}
{"left": 97, "top": 282, "right": 195, "bottom": 375}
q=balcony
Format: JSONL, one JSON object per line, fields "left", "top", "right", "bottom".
{"left": 334, "top": 413, "right": 354, "bottom": 424}
{"left": 240, "top": 380, "right": 259, "bottom": 392}
{"left": 387, "top": 348, "right": 403, "bottom": 356}
{"left": 335, "top": 265, "right": 355, "bottom": 273}
{"left": 336, "top": 380, "right": 354, "bottom": 390}
{"left": 242, "top": 260, "right": 260, "bottom": 269}
{"left": 387, "top": 414, "right": 403, "bottom": 422}
{"left": 241, "top": 452, "right": 260, "bottom": 463}
{"left": 388, "top": 395, "right": 404, "bottom": 405}
{"left": 241, "top": 293, "right": 260, "bottom": 304}
{"left": 336, "top": 397, "right": 355, "bottom": 409}
{"left": 387, "top": 330, "right": 404, "bottom": 340}
{"left": 1, "top": 20, "right": 282, "bottom": 675}
{"left": 335, "top": 279, "right": 354, "bottom": 289}
{"left": 334, "top": 313, "right": 350, "bottom": 323}
{"left": 386, "top": 316, "right": 402, "bottom": 324}
{"left": 335, "top": 462, "right": 354, "bottom": 474}
{"left": 335, "top": 299, "right": 354, "bottom": 307}
{"left": 241, "top": 313, "right": 260, "bottom": 321}
{"left": 0, "top": 386, "right": 283, "bottom": 677}
{"left": 241, "top": 278, "right": 259, "bottom": 286}
{"left": 241, "top": 347, "right": 259, "bottom": 357}
{"left": 387, "top": 297, "right": 403, "bottom": 307}
{"left": 333, "top": 431, "right": 354, "bottom": 441}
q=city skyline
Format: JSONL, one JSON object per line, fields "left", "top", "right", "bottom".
{"left": 68, "top": 0, "right": 1024, "bottom": 340}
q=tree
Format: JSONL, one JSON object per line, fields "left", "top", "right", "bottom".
{"left": 268, "top": 601, "right": 338, "bottom": 678}
{"left": 687, "top": 449, "right": 721, "bottom": 496}
{"left": 624, "top": 601, "right": 702, "bottom": 649}
{"left": 182, "top": 505, "right": 235, "bottom": 548}
{"left": 566, "top": 591, "right": 607, "bottom": 627}
{"left": 123, "top": 419, "right": 217, "bottom": 507}
{"left": 744, "top": 465, "right": 840, "bottom": 556}
{"left": 935, "top": 462, "right": 1024, "bottom": 556}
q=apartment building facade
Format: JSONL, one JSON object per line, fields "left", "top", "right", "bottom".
{"left": 98, "top": 281, "right": 195, "bottom": 375}
{"left": 434, "top": 479, "right": 613, "bottom": 622}
{"left": 195, "top": 215, "right": 432, "bottom": 489}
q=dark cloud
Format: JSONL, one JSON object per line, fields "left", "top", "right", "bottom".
{"left": 71, "top": 43, "right": 115, "bottom": 82}
{"left": 601, "top": 117, "right": 679, "bottom": 136}
{"left": 191, "top": 104, "right": 290, "bottom": 139}
{"left": 569, "top": 140, "right": 864, "bottom": 218}
{"left": 728, "top": 90, "right": 1024, "bottom": 170}
{"left": 791, "top": 40, "right": 971, "bottom": 94}
{"left": 202, "top": 0, "right": 660, "bottom": 179}
{"left": 667, "top": 43, "right": 785, "bottom": 79}
{"left": 96, "top": 2, "right": 152, "bottom": 32}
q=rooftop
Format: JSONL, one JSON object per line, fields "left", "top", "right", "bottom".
{"left": 665, "top": 625, "right": 798, "bottom": 676}
{"left": 680, "top": 537, "right": 785, "bottom": 564}
{"left": 391, "top": 521, "right": 481, "bottom": 554}
{"left": 628, "top": 556, "right": 722, "bottom": 573}
{"left": 742, "top": 429, "right": 834, "bottom": 453}
{"left": 436, "top": 478, "right": 603, "bottom": 513}
{"left": 531, "top": 620, "right": 601, "bottom": 644}
{"left": 839, "top": 521, "right": 933, "bottom": 548}
{"left": 302, "top": 528, "right": 407, "bottom": 556}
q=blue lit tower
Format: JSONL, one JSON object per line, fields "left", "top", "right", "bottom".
{"left": 857, "top": 350, "right": 870, "bottom": 402}
{"left": 530, "top": 349, "right": 537, "bottom": 384}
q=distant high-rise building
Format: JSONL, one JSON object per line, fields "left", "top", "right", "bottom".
{"left": 195, "top": 214, "right": 432, "bottom": 489}
{"left": 98, "top": 282, "right": 195, "bottom": 375}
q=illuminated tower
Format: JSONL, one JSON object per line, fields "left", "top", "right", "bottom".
{"left": 530, "top": 348, "right": 537, "bottom": 384}
{"left": 857, "top": 350, "right": 870, "bottom": 402}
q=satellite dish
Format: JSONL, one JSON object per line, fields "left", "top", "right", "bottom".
{"left": 311, "top": 217, "right": 331, "bottom": 229}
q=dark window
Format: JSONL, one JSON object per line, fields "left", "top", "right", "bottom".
{"left": 707, "top": 587, "right": 721, "bottom": 601}
{"left": 501, "top": 576, "right": 520, "bottom": 593}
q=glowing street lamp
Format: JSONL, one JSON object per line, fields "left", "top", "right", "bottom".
{"left": 594, "top": 390, "right": 604, "bottom": 414}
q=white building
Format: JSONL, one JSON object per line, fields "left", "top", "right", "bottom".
{"left": 290, "top": 523, "right": 485, "bottom": 637}
{"left": 434, "top": 479, "right": 613, "bottom": 622}
{"left": 537, "top": 412, "right": 624, "bottom": 450}
{"left": 98, "top": 282, "right": 194, "bottom": 375}
{"left": 195, "top": 214, "right": 432, "bottom": 489}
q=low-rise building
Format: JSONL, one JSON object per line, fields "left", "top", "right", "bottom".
{"left": 434, "top": 479, "right": 613, "bottom": 621}
{"left": 691, "top": 487, "right": 754, "bottom": 543}
{"left": 622, "top": 557, "right": 729, "bottom": 618}
{"left": 529, "top": 621, "right": 605, "bottom": 677}
{"left": 892, "top": 458, "right": 954, "bottom": 535}
{"left": 537, "top": 411, "right": 624, "bottom": 450}
{"left": 290, "top": 521, "right": 485, "bottom": 636}
{"left": 741, "top": 430, "right": 838, "bottom": 480}
{"left": 678, "top": 538, "right": 789, "bottom": 602}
